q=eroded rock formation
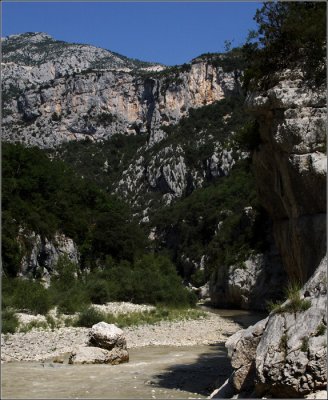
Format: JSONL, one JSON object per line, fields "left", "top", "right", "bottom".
{"left": 212, "top": 71, "right": 327, "bottom": 398}
{"left": 248, "top": 70, "right": 326, "bottom": 283}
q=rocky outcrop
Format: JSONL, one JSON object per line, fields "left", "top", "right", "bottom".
{"left": 209, "top": 206, "right": 287, "bottom": 310}
{"left": 211, "top": 70, "right": 327, "bottom": 398}
{"left": 1, "top": 32, "right": 161, "bottom": 89}
{"left": 210, "top": 252, "right": 286, "bottom": 311}
{"left": 248, "top": 70, "right": 326, "bottom": 283}
{"left": 17, "top": 229, "right": 79, "bottom": 283}
{"left": 2, "top": 33, "right": 240, "bottom": 149}
{"left": 217, "top": 256, "right": 327, "bottom": 399}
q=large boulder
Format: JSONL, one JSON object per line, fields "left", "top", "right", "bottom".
{"left": 88, "top": 322, "right": 127, "bottom": 350}
{"left": 212, "top": 256, "right": 327, "bottom": 399}
{"left": 69, "top": 346, "right": 129, "bottom": 365}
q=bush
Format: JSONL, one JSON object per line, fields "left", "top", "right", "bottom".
{"left": 190, "top": 269, "right": 206, "bottom": 288}
{"left": 83, "top": 254, "right": 197, "bottom": 307}
{"left": 2, "top": 309, "right": 19, "bottom": 334}
{"left": 235, "top": 120, "right": 261, "bottom": 151}
{"left": 53, "top": 286, "right": 90, "bottom": 315}
{"left": 301, "top": 336, "right": 309, "bottom": 353}
{"left": 86, "top": 279, "right": 110, "bottom": 304}
{"left": 75, "top": 306, "right": 106, "bottom": 327}
{"left": 315, "top": 323, "right": 326, "bottom": 337}
{"left": 2, "top": 278, "right": 52, "bottom": 315}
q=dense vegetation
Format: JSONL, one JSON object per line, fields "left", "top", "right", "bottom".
{"left": 2, "top": 142, "right": 148, "bottom": 276}
{"left": 2, "top": 253, "right": 195, "bottom": 326}
{"left": 153, "top": 159, "right": 268, "bottom": 285}
{"left": 2, "top": 143, "right": 196, "bottom": 327}
{"left": 242, "top": 2, "right": 326, "bottom": 88}
{"left": 54, "top": 134, "right": 147, "bottom": 192}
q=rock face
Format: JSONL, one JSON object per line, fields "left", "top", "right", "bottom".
{"left": 212, "top": 71, "right": 327, "bottom": 398}
{"left": 2, "top": 33, "right": 240, "bottom": 149}
{"left": 17, "top": 229, "right": 79, "bottom": 283}
{"left": 210, "top": 252, "right": 286, "bottom": 311}
{"left": 222, "top": 256, "right": 327, "bottom": 398}
{"left": 209, "top": 207, "right": 287, "bottom": 311}
{"left": 69, "top": 322, "right": 129, "bottom": 365}
{"left": 248, "top": 70, "right": 326, "bottom": 283}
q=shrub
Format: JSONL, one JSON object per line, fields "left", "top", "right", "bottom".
{"left": 55, "top": 287, "right": 90, "bottom": 315}
{"left": 46, "top": 314, "right": 57, "bottom": 330}
{"left": 235, "top": 120, "right": 261, "bottom": 151}
{"left": 86, "top": 279, "right": 110, "bottom": 304}
{"left": 73, "top": 307, "right": 206, "bottom": 329}
{"left": 2, "top": 309, "right": 19, "bottom": 334}
{"left": 190, "top": 269, "right": 206, "bottom": 288}
{"left": 315, "top": 323, "right": 326, "bottom": 337}
{"left": 75, "top": 306, "right": 106, "bottom": 328}
{"left": 3, "top": 278, "right": 52, "bottom": 315}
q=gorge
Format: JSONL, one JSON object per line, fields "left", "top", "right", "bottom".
{"left": 1, "top": 2, "right": 327, "bottom": 399}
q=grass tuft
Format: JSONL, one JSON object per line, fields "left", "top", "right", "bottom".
{"left": 267, "top": 281, "right": 311, "bottom": 314}
{"left": 74, "top": 306, "right": 206, "bottom": 328}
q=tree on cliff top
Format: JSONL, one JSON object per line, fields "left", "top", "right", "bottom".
{"left": 243, "top": 1, "right": 326, "bottom": 88}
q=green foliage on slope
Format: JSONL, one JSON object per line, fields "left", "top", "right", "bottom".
{"left": 55, "top": 134, "right": 147, "bottom": 192}
{"left": 152, "top": 159, "right": 268, "bottom": 281}
{"left": 2, "top": 142, "right": 147, "bottom": 276}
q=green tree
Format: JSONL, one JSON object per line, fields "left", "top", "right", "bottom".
{"left": 243, "top": 2, "right": 326, "bottom": 88}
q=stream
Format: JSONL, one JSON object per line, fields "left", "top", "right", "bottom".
{"left": 2, "top": 309, "right": 265, "bottom": 399}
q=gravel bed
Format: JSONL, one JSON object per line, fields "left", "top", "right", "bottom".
{"left": 1, "top": 303, "right": 241, "bottom": 362}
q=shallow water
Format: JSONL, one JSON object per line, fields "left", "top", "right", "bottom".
{"left": 199, "top": 306, "right": 267, "bottom": 328}
{"left": 2, "top": 345, "right": 230, "bottom": 399}
{"left": 2, "top": 309, "right": 265, "bottom": 399}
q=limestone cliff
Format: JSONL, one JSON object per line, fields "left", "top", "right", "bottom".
{"left": 2, "top": 33, "right": 240, "bottom": 149}
{"left": 17, "top": 228, "right": 79, "bottom": 285}
{"left": 211, "top": 71, "right": 327, "bottom": 398}
{"left": 248, "top": 70, "right": 326, "bottom": 283}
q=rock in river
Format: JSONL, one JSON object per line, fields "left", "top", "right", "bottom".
{"left": 69, "top": 346, "right": 129, "bottom": 365}
{"left": 88, "top": 322, "right": 127, "bottom": 350}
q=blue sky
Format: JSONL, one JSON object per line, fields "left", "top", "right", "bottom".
{"left": 2, "top": 1, "right": 261, "bottom": 65}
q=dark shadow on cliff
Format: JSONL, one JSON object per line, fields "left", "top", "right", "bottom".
{"left": 148, "top": 344, "right": 232, "bottom": 396}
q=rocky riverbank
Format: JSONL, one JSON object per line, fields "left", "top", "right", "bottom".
{"left": 1, "top": 303, "right": 241, "bottom": 363}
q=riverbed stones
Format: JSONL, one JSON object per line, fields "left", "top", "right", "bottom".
{"left": 68, "top": 346, "right": 129, "bottom": 365}
{"left": 88, "top": 322, "right": 127, "bottom": 350}
{"left": 1, "top": 307, "right": 242, "bottom": 362}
